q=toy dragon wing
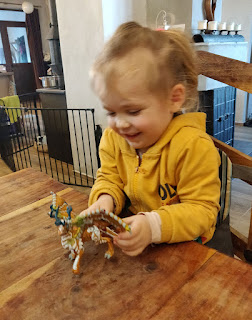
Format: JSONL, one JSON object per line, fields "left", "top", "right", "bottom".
{"left": 49, "top": 192, "right": 131, "bottom": 236}
{"left": 73, "top": 209, "right": 131, "bottom": 237}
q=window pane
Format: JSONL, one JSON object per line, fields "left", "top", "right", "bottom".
{"left": 0, "top": 32, "right": 6, "bottom": 64}
{"left": 0, "top": 10, "right": 25, "bottom": 22}
{"left": 7, "top": 27, "right": 31, "bottom": 63}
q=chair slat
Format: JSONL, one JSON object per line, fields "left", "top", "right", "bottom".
{"left": 232, "top": 164, "right": 252, "bottom": 184}
{"left": 212, "top": 136, "right": 252, "bottom": 168}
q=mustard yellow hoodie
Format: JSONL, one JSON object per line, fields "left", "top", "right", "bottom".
{"left": 89, "top": 113, "right": 221, "bottom": 244}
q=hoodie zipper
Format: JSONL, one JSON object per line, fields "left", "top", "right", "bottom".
{"left": 135, "top": 155, "right": 140, "bottom": 172}
{"left": 133, "top": 155, "right": 142, "bottom": 209}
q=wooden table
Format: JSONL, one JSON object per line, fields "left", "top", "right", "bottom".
{"left": 0, "top": 168, "right": 251, "bottom": 320}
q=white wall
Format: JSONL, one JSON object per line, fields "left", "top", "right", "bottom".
{"left": 222, "top": 0, "right": 252, "bottom": 45}
{"left": 56, "top": 0, "right": 147, "bottom": 176}
{"left": 56, "top": 0, "right": 105, "bottom": 176}
{"left": 132, "top": 0, "right": 147, "bottom": 26}
{"left": 56, "top": 0, "right": 104, "bottom": 124}
{"left": 57, "top": 0, "right": 146, "bottom": 128}
{"left": 102, "top": 0, "right": 132, "bottom": 40}
{"left": 102, "top": 0, "right": 146, "bottom": 40}
{"left": 146, "top": 0, "right": 223, "bottom": 35}
{"left": 0, "top": 0, "right": 50, "bottom": 55}
{"left": 146, "top": 0, "right": 192, "bottom": 31}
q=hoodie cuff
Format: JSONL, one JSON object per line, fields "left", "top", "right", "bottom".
{"left": 138, "top": 211, "right": 162, "bottom": 243}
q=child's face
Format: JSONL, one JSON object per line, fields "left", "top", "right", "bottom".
{"left": 96, "top": 49, "right": 182, "bottom": 152}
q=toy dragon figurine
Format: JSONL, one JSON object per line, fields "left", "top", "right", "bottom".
{"left": 48, "top": 192, "right": 131, "bottom": 274}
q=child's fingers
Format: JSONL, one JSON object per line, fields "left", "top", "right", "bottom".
{"left": 122, "top": 248, "right": 143, "bottom": 256}
{"left": 79, "top": 209, "right": 88, "bottom": 217}
{"left": 114, "top": 237, "right": 138, "bottom": 251}
{"left": 117, "top": 229, "right": 134, "bottom": 240}
{"left": 79, "top": 206, "right": 100, "bottom": 217}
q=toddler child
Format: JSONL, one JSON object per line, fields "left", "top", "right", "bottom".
{"left": 80, "top": 22, "right": 221, "bottom": 256}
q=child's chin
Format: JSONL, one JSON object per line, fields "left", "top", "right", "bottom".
{"left": 127, "top": 141, "right": 147, "bottom": 150}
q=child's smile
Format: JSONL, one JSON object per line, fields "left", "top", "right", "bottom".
{"left": 102, "top": 93, "right": 173, "bottom": 152}
{"left": 96, "top": 48, "right": 181, "bottom": 152}
{"left": 123, "top": 132, "right": 141, "bottom": 140}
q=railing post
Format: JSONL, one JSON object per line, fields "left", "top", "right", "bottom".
{"left": 95, "top": 124, "right": 102, "bottom": 168}
{"left": 33, "top": 93, "right": 41, "bottom": 137}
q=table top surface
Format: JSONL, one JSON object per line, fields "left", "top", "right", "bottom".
{"left": 0, "top": 168, "right": 251, "bottom": 320}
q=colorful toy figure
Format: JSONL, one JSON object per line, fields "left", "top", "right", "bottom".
{"left": 48, "top": 192, "right": 131, "bottom": 274}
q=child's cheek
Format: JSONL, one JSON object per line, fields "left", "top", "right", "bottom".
{"left": 108, "top": 118, "right": 115, "bottom": 130}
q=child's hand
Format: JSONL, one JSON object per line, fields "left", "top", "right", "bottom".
{"left": 114, "top": 215, "right": 152, "bottom": 256}
{"left": 79, "top": 194, "right": 114, "bottom": 217}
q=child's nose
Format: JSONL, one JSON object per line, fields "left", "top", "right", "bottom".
{"left": 116, "top": 118, "right": 130, "bottom": 129}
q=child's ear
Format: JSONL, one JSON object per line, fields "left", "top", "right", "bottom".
{"left": 169, "top": 84, "right": 186, "bottom": 113}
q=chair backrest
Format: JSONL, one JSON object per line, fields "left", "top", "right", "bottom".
{"left": 212, "top": 136, "right": 252, "bottom": 262}
{"left": 196, "top": 50, "right": 252, "bottom": 262}
{"left": 217, "top": 149, "right": 232, "bottom": 228}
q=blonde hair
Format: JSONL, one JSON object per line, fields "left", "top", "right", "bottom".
{"left": 91, "top": 22, "right": 198, "bottom": 112}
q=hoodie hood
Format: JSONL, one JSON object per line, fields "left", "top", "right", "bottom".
{"left": 146, "top": 112, "right": 206, "bottom": 154}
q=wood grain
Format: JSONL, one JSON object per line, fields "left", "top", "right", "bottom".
{"left": 0, "top": 168, "right": 69, "bottom": 216}
{"left": 0, "top": 188, "right": 88, "bottom": 292}
{"left": 1, "top": 168, "right": 251, "bottom": 320}
{"left": 0, "top": 258, "right": 60, "bottom": 308}
{"left": 212, "top": 136, "right": 252, "bottom": 260}
{"left": 151, "top": 252, "right": 252, "bottom": 320}
{"left": 0, "top": 242, "right": 215, "bottom": 320}
{"left": 196, "top": 51, "right": 252, "bottom": 94}
{"left": 0, "top": 187, "right": 72, "bottom": 223}
{"left": 230, "top": 227, "right": 248, "bottom": 261}
{"left": 212, "top": 136, "right": 252, "bottom": 168}
{"left": 232, "top": 164, "right": 252, "bottom": 184}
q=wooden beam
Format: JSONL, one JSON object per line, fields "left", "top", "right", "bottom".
{"left": 232, "top": 164, "right": 252, "bottom": 184}
{"left": 211, "top": 136, "right": 252, "bottom": 167}
{"left": 196, "top": 51, "right": 252, "bottom": 93}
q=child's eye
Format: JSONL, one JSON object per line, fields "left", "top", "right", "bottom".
{"left": 128, "top": 110, "right": 140, "bottom": 115}
{"left": 106, "top": 112, "right": 116, "bottom": 117}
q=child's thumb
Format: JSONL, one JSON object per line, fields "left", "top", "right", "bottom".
{"left": 122, "top": 216, "right": 135, "bottom": 225}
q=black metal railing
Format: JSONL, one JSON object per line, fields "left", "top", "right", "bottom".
{"left": 0, "top": 103, "right": 102, "bottom": 187}
{"left": 19, "top": 92, "right": 42, "bottom": 137}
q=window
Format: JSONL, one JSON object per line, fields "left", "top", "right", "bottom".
{"left": 0, "top": 32, "right": 6, "bottom": 64}
{"left": 7, "top": 27, "right": 31, "bottom": 63}
{"left": 0, "top": 10, "right": 25, "bottom": 22}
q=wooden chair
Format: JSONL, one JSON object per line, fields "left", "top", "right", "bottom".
{"left": 197, "top": 51, "right": 252, "bottom": 262}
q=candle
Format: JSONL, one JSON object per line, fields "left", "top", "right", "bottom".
{"left": 198, "top": 20, "right": 207, "bottom": 30}
{"left": 227, "top": 22, "right": 235, "bottom": 31}
{"left": 208, "top": 21, "right": 218, "bottom": 30}
{"left": 234, "top": 24, "right": 242, "bottom": 31}
{"left": 218, "top": 22, "right": 226, "bottom": 30}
